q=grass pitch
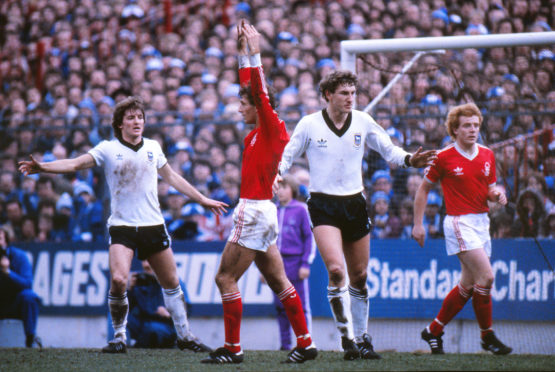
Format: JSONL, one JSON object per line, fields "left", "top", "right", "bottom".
{"left": 0, "top": 348, "right": 553, "bottom": 371}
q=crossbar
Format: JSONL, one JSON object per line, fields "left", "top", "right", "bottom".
{"left": 341, "top": 31, "right": 555, "bottom": 72}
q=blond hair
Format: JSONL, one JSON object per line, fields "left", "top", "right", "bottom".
{"left": 445, "top": 102, "right": 482, "bottom": 139}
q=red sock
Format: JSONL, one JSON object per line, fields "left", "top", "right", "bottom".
{"left": 222, "top": 292, "right": 242, "bottom": 353}
{"left": 472, "top": 284, "right": 493, "bottom": 338}
{"left": 279, "top": 286, "right": 312, "bottom": 348}
{"left": 429, "top": 283, "right": 472, "bottom": 336}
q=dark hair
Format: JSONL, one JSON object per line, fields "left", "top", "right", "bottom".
{"left": 319, "top": 70, "right": 358, "bottom": 102}
{"left": 239, "top": 83, "right": 278, "bottom": 110}
{"left": 111, "top": 96, "right": 145, "bottom": 140}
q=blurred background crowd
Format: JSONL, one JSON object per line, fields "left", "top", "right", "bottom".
{"left": 0, "top": 0, "right": 553, "bottom": 245}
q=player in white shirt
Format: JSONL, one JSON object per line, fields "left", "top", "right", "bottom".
{"left": 278, "top": 70, "right": 437, "bottom": 360}
{"left": 19, "top": 96, "right": 227, "bottom": 354}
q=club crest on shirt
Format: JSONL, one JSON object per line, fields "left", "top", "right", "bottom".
{"left": 453, "top": 166, "right": 464, "bottom": 176}
{"left": 147, "top": 151, "right": 153, "bottom": 162}
{"left": 317, "top": 138, "right": 327, "bottom": 148}
{"left": 483, "top": 161, "right": 490, "bottom": 177}
{"left": 354, "top": 133, "right": 362, "bottom": 148}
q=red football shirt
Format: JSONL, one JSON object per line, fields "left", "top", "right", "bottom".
{"left": 238, "top": 65, "right": 289, "bottom": 200}
{"left": 425, "top": 143, "right": 496, "bottom": 216}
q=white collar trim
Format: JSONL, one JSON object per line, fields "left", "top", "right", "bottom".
{"left": 454, "top": 142, "right": 478, "bottom": 160}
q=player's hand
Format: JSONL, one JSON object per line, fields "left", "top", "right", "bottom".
{"left": 298, "top": 267, "right": 310, "bottom": 280}
{"left": 488, "top": 187, "right": 507, "bottom": 205}
{"left": 18, "top": 155, "right": 42, "bottom": 176}
{"left": 237, "top": 19, "right": 248, "bottom": 55}
{"left": 272, "top": 174, "right": 283, "bottom": 195}
{"left": 412, "top": 224, "right": 426, "bottom": 248}
{"left": 409, "top": 147, "right": 437, "bottom": 168}
{"left": 200, "top": 197, "right": 228, "bottom": 216}
{"left": 242, "top": 23, "right": 261, "bottom": 54}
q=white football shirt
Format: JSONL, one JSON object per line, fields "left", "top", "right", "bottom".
{"left": 279, "top": 109, "right": 409, "bottom": 196}
{"left": 88, "top": 138, "right": 167, "bottom": 227}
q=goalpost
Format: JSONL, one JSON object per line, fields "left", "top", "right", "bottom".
{"left": 340, "top": 31, "right": 555, "bottom": 269}
{"left": 340, "top": 31, "right": 555, "bottom": 112}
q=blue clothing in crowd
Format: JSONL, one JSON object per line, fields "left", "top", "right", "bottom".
{"left": 127, "top": 273, "right": 190, "bottom": 348}
{"left": 0, "top": 245, "right": 41, "bottom": 346}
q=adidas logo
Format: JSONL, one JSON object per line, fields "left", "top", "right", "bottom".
{"left": 317, "top": 138, "right": 327, "bottom": 148}
{"left": 453, "top": 166, "right": 464, "bottom": 176}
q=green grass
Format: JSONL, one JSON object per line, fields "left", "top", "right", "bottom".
{"left": 0, "top": 348, "right": 553, "bottom": 372}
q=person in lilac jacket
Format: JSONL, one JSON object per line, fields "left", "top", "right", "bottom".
{"left": 274, "top": 174, "right": 316, "bottom": 350}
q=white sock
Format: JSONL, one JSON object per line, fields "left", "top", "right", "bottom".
{"left": 108, "top": 292, "right": 128, "bottom": 341}
{"left": 349, "top": 285, "right": 369, "bottom": 343}
{"left": 163, "top": 285, "right": 191, "bottom": 340}
{"left": 327, "top": 286, "right": 354, "bottom": 340}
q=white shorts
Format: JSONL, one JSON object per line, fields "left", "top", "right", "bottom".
{"left": 443, "top": 213, "right": 491, "bottom": 257}
{"left": 228, "top": 198, "right": 278, "bottom": 252}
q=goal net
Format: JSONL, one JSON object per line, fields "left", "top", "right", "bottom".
{"left": 340, "top": 32, "right": 555, "bottom": 237}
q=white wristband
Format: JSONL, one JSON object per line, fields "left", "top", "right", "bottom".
{"left": 249, "top": 53, "right": 261, "bottom": 67}
{"left": 238, "top": 55, "right": 250, "bottom": 69}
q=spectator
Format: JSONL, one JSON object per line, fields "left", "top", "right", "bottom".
{"left": 127, "top": 260, "right": 187, "bottom": 349}
{"left": 20, "top": 215, "right": 39, "bottom": 243}
{"left": 424, "top": 192, "right": 443, "bottom": 239}
{"left": 0, "top": 227, "right": 42, "bottom": 348}
{"left": 370, "top": 191, "right": 401, "bottom": 239}
{"left": 541, "top": 207, "right": 555, "bottom": 239}
{"left": 511, "top": 188, "right": 546, "bottom": 238}
{"left": 72, "top": 182, "right": 104, "bottom": 242}
{"left": 522, "top": 172, "right": 554, "bottom": 213}
{"left": 3, "top": 198, "right": 24, "bottom": 242}
{"left": 274, "top": 174, "right": 315, "bottom": 350}
{"left": 398, "top": 198, "right": 415, "bottom": 239}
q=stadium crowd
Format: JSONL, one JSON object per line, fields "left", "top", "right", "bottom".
{"left": 0, "top": 0, "right": 554, "bottom": 245}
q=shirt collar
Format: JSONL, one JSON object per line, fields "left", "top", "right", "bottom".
{"left": 118, "top": 137, "right": 144, "bottom": 152}
{"left": 454, "top": 142, "right": 478, "bottom": 160}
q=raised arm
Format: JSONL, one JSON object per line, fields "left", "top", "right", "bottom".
{"left": 242, "top": 23, "right": 286, "bottom": 138}
{"left": 18, "top": 153, "right": 96, "bottom": 175}
{"left": 237, "top": 19, "right": 251, "bottom": 86}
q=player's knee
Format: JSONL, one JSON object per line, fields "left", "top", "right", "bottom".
{"left": 350, "top": 271, "right": 368, "bottom": 289}
{"left": 111, "top": 273, "right": 128, "bottom": 293}
{"left": 328, "top": 265, "right": 345, "bottom": 284}
{"left": 215, "top": 271, "right": 232, "bottom": 290}
{"left": 481, "top": 273, "right": 494, "bottom": 288}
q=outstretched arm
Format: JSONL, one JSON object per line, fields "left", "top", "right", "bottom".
{"left": 18, "top": 154, "right": 96, "bottom": 175}
{"left": 409, "top": 147, "right": 438, "bottom": 168}
{"left": 158, "top": 163, "right": 228, "bottom": 215}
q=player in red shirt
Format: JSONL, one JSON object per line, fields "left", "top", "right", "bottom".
{"left": 202, "top": 22, "right": 317, "bottom": 364}
{"left": 412, "top": 103, "right": 512, "bottom": 355}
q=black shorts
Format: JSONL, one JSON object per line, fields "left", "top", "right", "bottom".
{"left": 307, "top": 192, "right": 371, "bottom": 242}
{"left": 109, "top": 224, "right": 171, "bottom": 260}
